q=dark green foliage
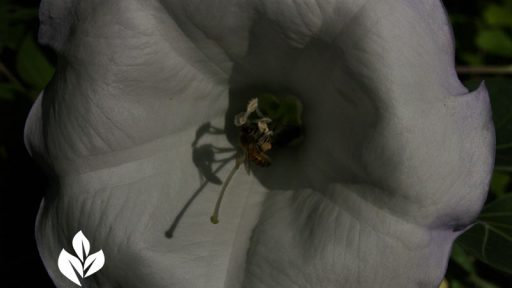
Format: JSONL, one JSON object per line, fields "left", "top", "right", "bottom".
{"left": 457, "top": 195, "right": 512, "bottom": 275}
{"left": 16, "top": 34, "right": 54, "bottom": 91}
{"left": 448, "top": 0, "right": 512, "bottom": 65}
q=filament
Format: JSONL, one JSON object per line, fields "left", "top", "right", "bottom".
{"left": 210, "top": 154, "right": 245, "bottom": 224}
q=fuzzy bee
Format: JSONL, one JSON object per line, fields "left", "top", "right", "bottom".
{"left": 234, "top": 98, "right": 274, "bottom": 168}
{"left": 239, "top": 123, "right": 272, "bottom": 167}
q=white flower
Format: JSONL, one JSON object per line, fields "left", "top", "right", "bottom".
{"left": 26, "top": 0, "right": 494, "bottom": 287}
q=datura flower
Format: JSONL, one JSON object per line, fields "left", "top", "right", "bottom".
{"left": 25, "top": 0, "right": 494, "bottom": 287}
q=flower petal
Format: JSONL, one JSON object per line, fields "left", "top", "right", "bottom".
{"left": 27, "top": 0, "right": 494, "bottom": 287}
{"left": 229, "top": 1, "right": 494, "bottom": 287}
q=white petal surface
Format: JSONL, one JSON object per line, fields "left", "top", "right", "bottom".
{"left": 26, "top": 0, "right": 494, "bottom": 287}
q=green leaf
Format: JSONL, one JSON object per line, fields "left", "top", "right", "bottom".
{"left": 468, "top": 274, "right": 501, "bottom": 288}
{"left": 484, "top": 5, "right": 512, "bottom": 28}
{"left": 449, "top": 14, "right": 470, "bottom": 24}
{"left": 0, "top": 82, "right": 17, "bottom": 101}
{"left": 450, "top": 244, "right": 475, "bottom": 273}
{"left": 490, "top": 171, "right": 510, "bottom": 198}
{"left": 475, "top": 29, "right": 512, "bottom": 58}
{"left": 16, "top": 34, "right": 54, "bottom": 91}
{"left": 448, "top": 280, "right": 465, "bottom": 288}
{"left": 459, "top": 52, "right": 484, "bottom": 66}
{"left": 0, "top": 3, "right": 38, "bottom": 50}
{"left": 456, "top": 194, "right": 512, "bottom": 274}
{"left": 465, "top": 78, "right": 512, "bottom": 170}
{"left": 8, "top": 7, "right": 38, "bottom": 20}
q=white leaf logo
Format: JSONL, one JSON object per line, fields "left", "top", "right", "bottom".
{"left": 57, "top": 250, "right": 83, "bottom": 286}
{"left": 84, "top": 250, "right": 105, "bottom": 277}
{"left": 72, "top": 231, "right": 90, "bottom": 262}
{"left": 58, "top": 231, "right": 105, "bottom": 286}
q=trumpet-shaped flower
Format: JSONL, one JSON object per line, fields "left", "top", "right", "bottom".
{"left": 25, "top": 0, "right": 495, "bottom": 287}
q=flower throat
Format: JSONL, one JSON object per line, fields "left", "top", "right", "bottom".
{"left": 210, "top": 93, "right": 304, "bottom": 224}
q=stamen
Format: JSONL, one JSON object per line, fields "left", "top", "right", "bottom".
{"left": 247, "top": 98, "right": 258, "bottom": 113}
{"left": 210, "top": 154, "right": 245, "bottom": 224}
{"left": 210, "top": 93, "right": 303, "bottom": 224}
{"left": 235, "top": 99, "right": 260, "bottom": 127}
{"left": 234, "top": 112, "right": 248, "bottom": 126}
{"left": 257, "top": 118, "right": 272, "bottom": 133}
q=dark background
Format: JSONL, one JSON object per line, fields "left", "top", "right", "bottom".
{"left": 1, "top": 0, "right": 512, "bottom": 287}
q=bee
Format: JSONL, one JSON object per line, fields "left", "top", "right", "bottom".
{"left": 239, "top": 123, "right": 272, "bottom": 168}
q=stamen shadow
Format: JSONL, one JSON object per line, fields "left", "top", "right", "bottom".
{"left": 165, "top": 122, "right": 236, "bottom": 238}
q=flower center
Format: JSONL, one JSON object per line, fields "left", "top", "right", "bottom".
{"left": 210, "top": 93, "right": 304, "bottom": 224}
